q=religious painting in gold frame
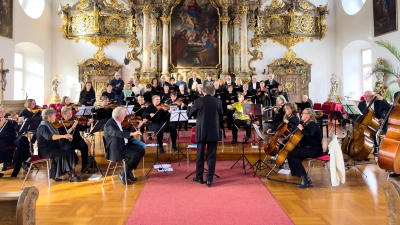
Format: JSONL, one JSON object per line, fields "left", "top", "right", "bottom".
{"left": 170, "top": 0, "right": 221, "bottom": 69}
{"left": 0, "top": 0, "right": 13, "bottom": 39}
{"left": 373, "top": 0, "right": 398, "bottom": 37}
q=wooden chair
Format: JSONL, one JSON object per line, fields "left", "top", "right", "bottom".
{"left": 0, "top": 186, "right": 39, "bottom": 225}
{"left": 20, "top": 155, "right": 51, "bottom": 190}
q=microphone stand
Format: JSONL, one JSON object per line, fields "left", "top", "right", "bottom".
{"left": 147, "top": 121, "right": 168, "bottom": 177}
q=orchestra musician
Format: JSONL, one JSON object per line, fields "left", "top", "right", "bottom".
{"left": 60, "top": 96, "right": 78, "bottom": 117}
{"left": 227, "top": 92, "right": 251, "bottom": 144}
{"left": 275, "top": 84, "right": 289, "bottom": 102}
{"left": 263, "top": 95, "right": 287, "bottom": 134}
{"left": 169, "top": 91, "right": 188, "bottom": 131}
{"left": 19, "top": 99, "right": 42, "bottom": 149}
{"left": 0, "top": 106, "right": 24, "bottom": 174}
{"left": 104, "top": 107, "right": 145, "bottom": 185}
{"left": 57, "top": 106, "right": 93, "bottom": 174}
{"left": 102, "top": 83, "right": 117, "bottom": 104}
{"left": 142, "top": 95, "right": 179, "bottom": 153}
{"left": 79, "top": 81, "right": 96, "bottom": 106}
{"left": 91, "top": 96, "right": 113, "bottom": 120}
{"left": 287, "top": 107, "right": 322, "bottom": 188}
{"left": 36, "top": 108, "right": 82, "bottom": 182}
{"left": 121, "top": 83, "right": 135, "bottom": 106}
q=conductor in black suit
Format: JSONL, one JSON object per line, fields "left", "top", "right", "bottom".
{"left": 187, "top": 85, "right": 223, "bottom": 187}
{"left": 104, "top": 107, "right": 146, "bottom": 185}
{"left": 188, "top": 71, "right": 202, "bottom": 91}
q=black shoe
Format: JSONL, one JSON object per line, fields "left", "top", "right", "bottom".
{"left": 148, "top": 136, "right": 153, "bottom": 140}
{"left": 363, "top": 157, "right": 371, "bottom": 161}
{"left": 69, "top": 176, "right": 83, "bottom": 182}
{"left": 127, "top": 172, "right": 138, "bottom": 181}
{"left": 81, "top": 167, "right": 91, "bottom": 174}
{"left": 171, "top": 145, "right": 179, "bottom": 151}
{"left": 1, "top": 163, "right": 6, "bottom": 171}
{"left": 159, "top": 147, "right": 166, "bottom": 154}
{"left": 297, "top": 176, "right": 311, "bottom": 188}
{"left": 193, "top": 177, "right": 203, "bottom": 184}
{"left": 307, "top": 176, "right": 312, "bottom": 185}
{"left": 244, "top": 137, "right": 249, "bottom": 143}
{"left": 22, "top": 162, "right": 30, "bottom": 172}
{"left": 53, "top": 177, "right": 62, "bottom": 182}
{"left": 231, "top": 139, "right": 237, "bottom": 144}
{"left": 118, "top": 172, "right": 132, "bottom": 185}
{"left": 279, "top": 162, "right": 286, "bottom": 169}
{"left": 206, "top": 180, "right": 212, "bottom": 188}
{"left": 0, "top": 173, "right": 3, "bottom": 178}
{"left": 389, "top": 173, "right": 400, "bottom": 177}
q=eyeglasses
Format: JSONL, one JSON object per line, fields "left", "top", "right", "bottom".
{"left": 364, "top": 95, "right": 374, "bottom": 97}
{"left": 301, "top": 112, "right": 310, "bottom": 115}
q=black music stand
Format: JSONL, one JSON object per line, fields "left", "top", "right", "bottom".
{"left": 243, "top": 103, "right": 263, "bottom": 145}
{"left": 125, "top": 96, "right": 135, "bottom": 107}
{"left": 249, "top": 124, "right": 274, "bottom": 177}
{"left": 82, "top": 119, "right": 107, "bottom": 176}
{"left": 166, "top": 110, "right": 188, "bottom": 165}
{"left": 76, "top": 106, "right": 94, "bottom": 118}
{"left": 328, "top": 110, "right": 345, "bottom": 136}
{"left": 19, "top": 117, "right": 42, "bottom": 153}
{"left": 231, "top": 125, "right": 252, "bottom": 175}
{"left": 147, "top": 121, "right": 168, "bottom": 177}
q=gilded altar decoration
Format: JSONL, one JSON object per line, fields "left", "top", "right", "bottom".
{"left": 170, "top": 0, "right": 221, "bottom": 69}
{"left": 327, "top": 74, "right": 341, "bottom": 103}
{"left": 255, "top": 0, "right": 328, "bottom": 51}
{"left": 58, "top": 0, "right": 135, "bottom": 56}
{"left": 229, "top": 42, "right": 241, "bottom": 55}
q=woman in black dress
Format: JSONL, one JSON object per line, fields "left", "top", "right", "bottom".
{"left": 58, "top": 107, "right": 94, "bottom": 173}
{"left": 79, "top": 81, "right": 96, "bottom": 106}
{"left": 91, "top": 96, "right": 113, "bottom": 120}
{"left": 19, "top": 99, "right": 42, "bottom": 148}
{"left": 287, "top": 107, "right": 323, "bottom": 188}
{"left": 36, "top": 108, "right": 82, "bottom": 182}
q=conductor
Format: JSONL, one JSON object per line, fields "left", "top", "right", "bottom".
{"left": 187, "top": 85, "right": 223, "bottom": 188}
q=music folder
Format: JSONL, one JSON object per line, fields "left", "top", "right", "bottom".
{"left": 343, "top": 101, "right": 362, "bottom": 115}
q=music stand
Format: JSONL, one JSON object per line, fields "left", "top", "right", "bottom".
{"left": 125, "top": 105, "right": 135, "bottom": 115}
{"left": 146, "top": 121, "right": 168, "bottom": 177}
{"left": 166, "top": 110, "right": 188, "bottom": 165}
{"left": 243, "top": 103, "right": 263, "bottom": 145}
{"left": 76, "top": 106, "right": 94, "bottom": 117}
{"left": 231, "top": 124, "right": 252, "bottom": 175}
{"left": 328, "top": 111, "right": 345, "bottom": 136}
{"left": 19, "top": 117, "right": 42, "bottom": 153}
{"left": 82, "top": 119, "right": 108, "bottom": 176}
{"left": 125, "top": 96, "right": 135, "bottom": 107}
{"left": 249, "top": 124, "right": 274, "bottom": 177}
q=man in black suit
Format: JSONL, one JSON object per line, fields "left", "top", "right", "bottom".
{"left": 158, "top": 75, "right": 170, "bottom": 88}
{"left": 188, "top": 71, "right": 202, "bottom": 91}
{"left": 248, "top": 75, "right": 260, "bottom": 96}
{"left": 104, "top": 107, "right": 146, "bottom": 185}
{"left": 187, "top": 85, "right": 223, "bottom": 187}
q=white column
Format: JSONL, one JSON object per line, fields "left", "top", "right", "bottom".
{"left": 221, "top": 16, "right": 230, "bottom": 75}
{"left": 150, "top": 15, "right": 158, "bottom": 73}
{"left": 142, "top": 5, "right": 151, "bottom": 72}
{"left": 240, "top": 6, "right": 249, "bottom": 73}
{"left": 160, "top": 16, "right": 170, "bottom": 75}
{"left": 233, "top": 16, "right": 240, "bottom": 74}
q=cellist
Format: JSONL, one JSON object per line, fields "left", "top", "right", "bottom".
{"left": 287, "top": 108, "right": 322, "bottom": 188}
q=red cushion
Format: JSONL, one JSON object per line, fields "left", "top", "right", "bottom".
{"left": 313, "top": 154, "right": 330, "bottom": 161}
{"left": 29, "top": 155, "right": 48, "bottom": 162}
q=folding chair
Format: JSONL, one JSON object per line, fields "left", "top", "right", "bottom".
{"left": 20, "top": 155, "right": 51, "bottom": 190}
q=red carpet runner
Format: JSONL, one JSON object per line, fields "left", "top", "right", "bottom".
{"left": 126, "top": 161, "right": 293, "bottom": 225}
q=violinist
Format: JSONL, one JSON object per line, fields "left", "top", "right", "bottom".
{"left": 102, "top": 83, "right": 117, "bottom": 104}
{"left": 142, "top": 95, "right": 179, "bottom": 153}
{"left": 57, "top": 107, "right": 93, "bottom": 173}
{"left": 60, "top": 96, "right": 78, "bottom": 117}
{"left": 275, "top": 84, "right": 289, "bottom": 102}
{"left": 227, "top": 92, "right": 251, "bottom": 144}
{"left": 132, "top": 96, "right": 147, "bottom": 137}
{"left": 225, "top": 85, "right": 237, "bottom": 130}
{"left": 91, "top": 96, "right": 113, "bottom": 120}
{"left": 263, "top": 95, "right": 286, "bottom": 134}
{"left": 177, "top": 84, "right": 189, "bottom": 105}
{"left": 121, "top": 83, "right": 135, "bottom": 106}
{"left": 287, "top": 108, "right": 322, "bottom": 188}
{"left": 297, "top": 95, "right": 312, "bottom": 114}
{"left": 143, "top": 84, "right": 154, "bottom": 104}
{"left": 169, "top": 91, "right": 188, "bottom": 131}
{"left": 19, "top": 99, "right": 42, "bottom": 149}
{"left": 0, "top": 106, "right": 24, "bottom": 174}
{"left": 79, "top": 81, "right": 96, "bottom": 106}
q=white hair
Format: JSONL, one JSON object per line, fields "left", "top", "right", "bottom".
{"left": 112, "top": 107, "right": 126, "bottom": 119}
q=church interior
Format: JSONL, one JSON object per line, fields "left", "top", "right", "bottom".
{"left": 1, "top": 0, "right": 400, "bottom": 224}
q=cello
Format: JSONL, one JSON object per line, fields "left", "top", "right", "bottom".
{"left": 263, "top": 116, "right": 294, "bottom": 156}
{"left": 341, "top": 97, "right": 380, "bottom": 160}
{"left": 378, "top": 94, "right": 400, "bottom": 173}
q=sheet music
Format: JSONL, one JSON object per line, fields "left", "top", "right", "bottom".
{"left": 343, "top": 101, "right": 362, "bottom": 115}
{"left": 170, "top": 110, "right": 188, "bottom": 122}
{"left": 253, "top": 124, "right": 264, "bottom": 141}
{"left": 188, "top": 119, "right": 196, "bottom": 124}
{"left": 126, "top": 105, "right": 135, "bottom": 114}
{"left": 76, "top": 106, "right": 94, "bottom": 116}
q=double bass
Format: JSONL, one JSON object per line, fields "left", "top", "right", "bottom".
{"left": 341, "top": 97, "right": 379, "bottom": 160}
{"left": 378, "top": 94, "right": 400, "bottom": 173}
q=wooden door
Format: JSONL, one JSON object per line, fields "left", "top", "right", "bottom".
{"left": 278, "top": 75, "right": 301, "bottom": 103}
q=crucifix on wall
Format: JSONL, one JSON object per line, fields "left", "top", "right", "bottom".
{"left": 0, "top": 58, "right": 10, "bottom": 101}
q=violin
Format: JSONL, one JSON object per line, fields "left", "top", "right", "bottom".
{"left": 156, "top": 103, "right": 170, "bottom": 111}
{"left": 66, "top": 103, "right": 81, "bottom": 110}
{"left": 242, "top": 99, "right": 252, "bottom": 104}
{"left": 31, "top": 105, "right": 48, "bottom": 114}
{"left": 52, "top": 120, "right": 74, "bottom": 129}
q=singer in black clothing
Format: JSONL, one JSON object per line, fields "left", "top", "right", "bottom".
{"left": 143, "top": 84, "right": 154, "bottom": 104}
{"left": 79, "top": 81, "right": 96, "bottom": 106}
{"left": 142, "top": 95, "right": 179, "bottom": 153}
{"left": 102, "top": 83, "right": 116, "bottom": 104}
{"left": 160, "top": 85, "right": 171, "bottom": 103}
{"left": 91, "top": 96, "right": 113, "bottom": 120}
{"left": 57, "top": 107, "right": 93, "bottom": 173}
{"left": 287, "top": 108, "right": 323, "bottom": 188}
{"left": 225, "top": 85, "right": 237, "bottom": 130}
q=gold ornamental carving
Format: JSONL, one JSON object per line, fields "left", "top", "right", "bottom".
{"left": 151, "top": 67, "right": 157, "bottom": 72}
{"left": 239, "top": 6, "right": 249, "bottom": 15}
{"left": 150, "top": 17, "right": 158, "bottom": 27}
{"left": 284, "top": 81, "right": 294, "bottom": 92}
{"left": 233, "top": 18, "right": 241, "bottom": 27}
{"left": 150, "top": 41, "right": 161, "bottom": 54}
{"left": 103, "top": 0, "right": 127, "bottom": 11}
{"left": 283, "top": 48, "right": 297, "bottom": 62}
{"left": 76, "top": 0, "right": 89, "bottom": 10}
{"left": 229, "top": 42, "right": 241, "bottom": 55}
{"left": 142, "top": 5, "right": 151, "bottom": 14}
{"left": 256, "top": 0, "right": 329, "bottom": 50}
{"left": 220, "top": 16, "right": 230, "bottom": 25}
{"left": 160, "top": 16, "right": 171, "bottom": 25}
{"left": 248, "top": 49, "right": 263, "bottom": 73}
